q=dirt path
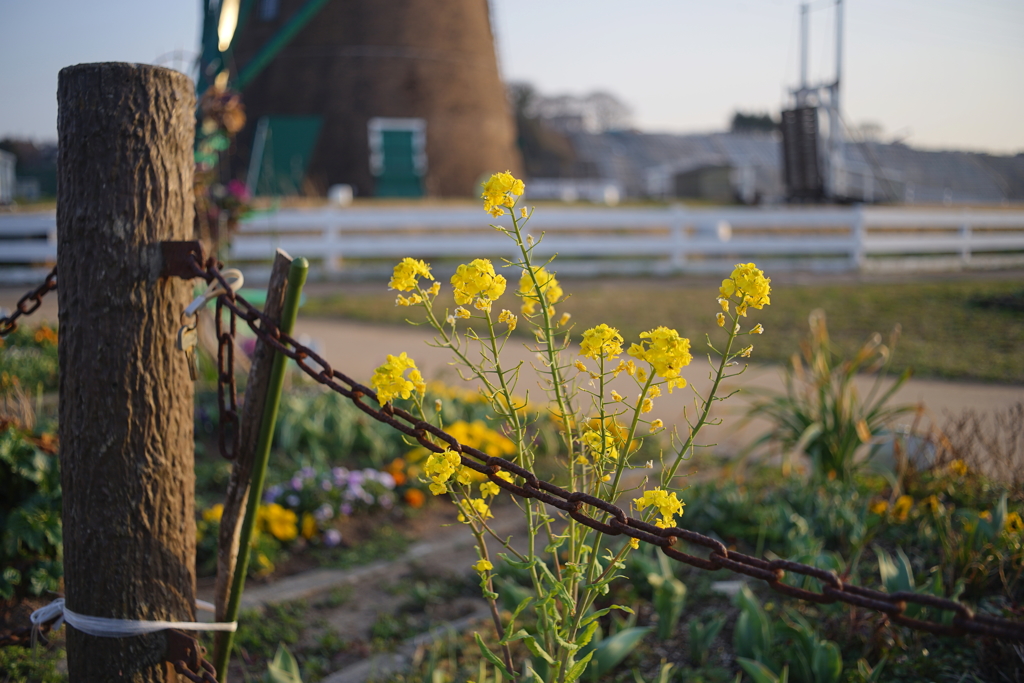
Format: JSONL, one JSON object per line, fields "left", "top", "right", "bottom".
{"left": 292, "top": 316, "right": 1024, "bottom": 457}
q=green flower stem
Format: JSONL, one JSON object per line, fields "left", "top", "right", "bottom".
{"left": 214, "top": 258, "right": 308, "bottom": 683}
{"left": 608, "top": 371, "right": 656, "bottom": 497}
{"left": 663, "top": 315, "right": 741, "bottom": 486}
{"left": 466, "top": 504, "right": 515, "bottom": 675}
{"left": 509, "top": 208, "right": 586, "bottom": 661}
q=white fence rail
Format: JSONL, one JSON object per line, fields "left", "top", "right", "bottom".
{"left": 3, "top": 206, "right": 1024, "bottom": 284}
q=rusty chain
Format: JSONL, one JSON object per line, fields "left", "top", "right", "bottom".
{"left": 0, "top": 267, "right": 57, "bottom": 337}
{"left": 186, "top": 256, "right": 1024, "bottom": 644}
{"left": 166, "top": 629, "right": 220, "bottom": 683}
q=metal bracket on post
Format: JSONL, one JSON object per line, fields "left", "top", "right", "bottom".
{"left": 161, "top": 241, "right": 206, "bottom": 279}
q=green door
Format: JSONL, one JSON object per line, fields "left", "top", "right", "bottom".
{"left": 375, "top": 130, "right": 423, "bottom": 197}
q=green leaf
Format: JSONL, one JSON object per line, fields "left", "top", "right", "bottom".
{"left": 265, "top": 644, "right": 303, "bottom": 683}
{"left": 811, "top": 640, "right": 843, "bottom": 683}
{"left": 575, "top": 620, "right": 600, "bottom": 651}
{"left": 564, "top": 650, "right": 595, "bottom": 683}
{"left": 521, "top": 634, "right": 555, "bottom": 665}
{"left": 733, "top": 585, "right": 771, "bottom": 662}
{"left": 581, "top": 604, "right": 634, "bottom": 627}
{"left": 501, "top": 597, "right": 533, "bottom": 642}
{"left": 737, "top": 658, "right": 782, "bottom": 683}
{"left": 587, "top": 627, "right": 651, "bottom": 681}
{"left": 474, "top": 632, "right": 513, "bottom": 680}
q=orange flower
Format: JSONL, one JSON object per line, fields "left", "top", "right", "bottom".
{"left": 34, "top": 324, "right": 57, "bottom": 345}
{"left": 386, "top": 458, "right": 407, "bottom": 486}
{"left": 404, "top": 489, "right": 426, "bottom": 509}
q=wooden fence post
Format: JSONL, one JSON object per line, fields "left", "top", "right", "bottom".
{"left": 57, "top": 62, "right": 197, "bottom": 681}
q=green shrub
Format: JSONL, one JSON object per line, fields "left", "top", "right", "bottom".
{"left": 0, "top": 323, "right": 59, "bottom": 395}
{"left": 0, "top": 423, "right": 62, "bottom": 599}
{"left": 747, "top": 309, "right": 913, "bottom": 483}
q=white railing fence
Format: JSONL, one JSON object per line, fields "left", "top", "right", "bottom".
{"left": 3, "top": 205, "right": 1023, "bottom": 284}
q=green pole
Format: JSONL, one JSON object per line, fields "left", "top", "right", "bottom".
{"left": 214, "top": 257, "right": 309, "bottom": 682}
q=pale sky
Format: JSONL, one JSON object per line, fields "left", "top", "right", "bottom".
{"left": 1, "top": 0, "right": 1021, "bottom": 154}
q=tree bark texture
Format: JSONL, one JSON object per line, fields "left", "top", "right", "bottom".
{"left": 57, "top": 63, "right": 197, "bottom": 682}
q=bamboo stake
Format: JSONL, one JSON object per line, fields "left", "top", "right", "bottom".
{"left": 213, "top": 249, "right": 293, "bottom": 667}
{"left": 214, "top": 257, "right": 309, "bottom": 682}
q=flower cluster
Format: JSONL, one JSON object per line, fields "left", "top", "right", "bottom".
{"left": 719, "top": 262, "right": 772, "bottom": 316}
{"left": 389, "top": 257, "right": 434, "bottom": 292}
{"left": 498, "top": 309, "right": 518, "bottom": 331}
{"left": 481, "top": 170, "right": 525, "bottom": 218}
{"left": 519, "top": 266, "right": 563, "bottom": 316}
{"left": 370, "top": 352, "right": 426, "bottom": 404}
{"left": 424, "top": 449, "right": 463, "bottom": 495}
{"left": 628, "top": 327, "right": 693, "bottom": 392}
{"left": 582, "top": 429, "right": 619, "bottom": 461}
{"left": 579, "top": 324, "right": 623, "bottom": 361}
{"left": 634, "top": 488, "right": 685, "bottom": 529}
{"left": 259, "top": 503, "right": 299, "bottom": 542}
{"left": 451, "top": 259, "right": 507, "bottom": 312}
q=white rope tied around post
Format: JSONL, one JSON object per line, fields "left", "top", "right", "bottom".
{"left": 30, "top": 599, "right": 237, "bottom": 637}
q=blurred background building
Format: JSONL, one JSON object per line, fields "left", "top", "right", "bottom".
{"left": 207, "top": 0, "right": 521, "bottom": 198}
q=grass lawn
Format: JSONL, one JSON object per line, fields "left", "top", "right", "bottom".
{"left": 302, "top": 272, "right": 1024, "bottom": 384}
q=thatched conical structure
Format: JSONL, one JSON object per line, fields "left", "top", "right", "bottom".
{"left": 231, "top": 0, "right": 521, "bottom": 198}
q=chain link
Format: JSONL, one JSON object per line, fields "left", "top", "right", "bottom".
{"left": 165, "top": 629, "right": 221, "bottom": 683}
{"left": 193, "top": 255, "right": 1024, "bottom": 644}
{"left": 0, "top": 267, "right": 58, "bottom": 337}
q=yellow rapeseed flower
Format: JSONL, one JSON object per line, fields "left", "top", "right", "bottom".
{"left": 498, "top": 309, "right": 518, "bottom": 331}
{"left": 716, "top": 312, "right": 725, "bottom": 327}
{"left": 629, "top": 538, "right": 640, "bottom": 549}
{"left": 627, "top": 327, "right": 692, "bottom": 392}
{"left": 480, "top": 481, "right": 500, "bottom": 497}
{"left": 481, "top": 171, "right": 525, "bottom": 216}
{"left": 519, "top": 266, "right": 563, "bottom": 316}
{"left": 458, "top": 497, "right": 493, "bottom": 523}
{"left": 649, "top": 419, "right": 664, "bottom": 433}
{"left": 473, "top": 558, "right": 494, "bottom": 572}
{"left": 582, "top": 429, "right": 619, "bottom": 460}
{"left": 390, "top": 257, "right": 434, "bottom": 292}
{"left": 396, "top": 293, "right": 422, "bottom": 307}
{"left": 424, "top": 449, "right": 462, "bottom": 495}
{"left": 869, "top": 499, "right": 889, "bottom": 515}
{"left": 719, "top": 263, "right": 771, "bottom": 317}
{"left": 452, "top": 259, "right": 507, "bottom": 308}
{"left": 579, "top": 324, "right": 624, "bottom": 361}
{"left": 370, "top": 352, "right": 425, "bottom": 404}
{"left": 752, "top": 323, "right": 764, "bottom": 335}
{"left": 634, "top": 488, "right": 685, "bottom": 529}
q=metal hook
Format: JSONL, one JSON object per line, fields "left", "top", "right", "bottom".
{"left": 183, "top": 269, "right": 244, "bottom": 318}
